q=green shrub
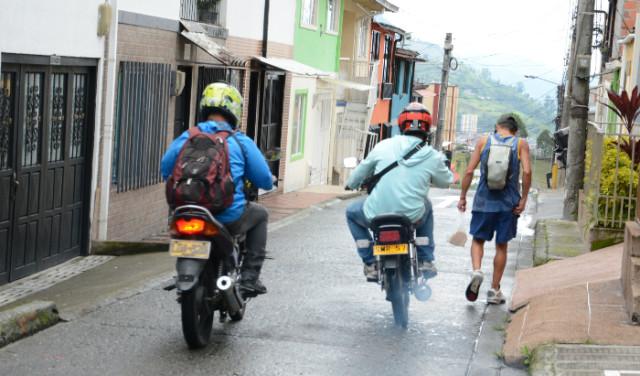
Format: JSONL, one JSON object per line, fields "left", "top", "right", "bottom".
{"left": 585, "top": 137, "right": 638, "bottom": 228}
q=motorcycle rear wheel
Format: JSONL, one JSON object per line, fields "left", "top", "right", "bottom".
{"left": 386, "top": 268, "right": 409, "bottom": 329}
{"left": 181, "top": 274, "right": 214, "bottom": 349}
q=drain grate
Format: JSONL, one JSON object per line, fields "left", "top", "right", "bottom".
{"left": 0, "top": 256, "right": 114, "bottom": 307}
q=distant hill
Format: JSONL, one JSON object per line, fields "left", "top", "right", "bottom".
{"left": 406, "top": 40, "right": 557, "bottom": 137}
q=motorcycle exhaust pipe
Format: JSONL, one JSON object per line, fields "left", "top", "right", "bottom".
{"left": 413, "top": 283, "right": 432, "bottom": 302}
{"left": 216, "top": 276, "right": 243, "bottom": 315}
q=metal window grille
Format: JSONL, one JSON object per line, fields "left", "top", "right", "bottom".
{"left": 0, "top": 72, "right": 14, "bottom": 170}
{"left": 49, "top": 73, "right": 66, "bottom": 162}
{"left": 23, "top": 72, "right": 43, "bottom": 167}
{"left": 180, "top": 0, "right": 198, "bottom": 21}
{"left": 113, "top": 62, "right": 170, "bottom": 192}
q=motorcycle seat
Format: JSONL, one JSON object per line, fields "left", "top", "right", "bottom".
{"left": 370, "top": 213, "right": 413, "bottom": 232}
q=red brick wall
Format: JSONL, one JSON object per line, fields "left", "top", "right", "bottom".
{"left": 622, "top": 1, "right": 639, "bottom": 39}
{"left": 101, "top": 24, "right": 178, "bottom": 242}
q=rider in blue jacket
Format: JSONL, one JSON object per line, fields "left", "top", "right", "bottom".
{"left": 161, "top": 83, "right": 273, "bottom": 295}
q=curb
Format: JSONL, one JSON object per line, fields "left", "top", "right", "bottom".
{"left": 91, "top": 240, "right": 168, "bottom": 256}
{"left": 0, "top": 300, "right": 59, "bottom": 349}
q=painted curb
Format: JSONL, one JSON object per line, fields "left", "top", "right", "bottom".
{"left": 0, "top": 300, "right": 59, "bottom": 348}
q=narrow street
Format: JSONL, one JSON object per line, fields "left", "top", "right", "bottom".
{"left": 0, "top": 188, "right": 528, "bottom": 375}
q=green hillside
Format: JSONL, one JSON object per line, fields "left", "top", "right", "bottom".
{"left": 411, "top": 43, "right": 557, "bottom": 138}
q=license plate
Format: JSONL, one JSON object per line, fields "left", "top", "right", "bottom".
{"left": 169, "top": 240, "right": 211, "bottom": 259}
{"left": 373, "top": 243, "right": 408, "bottom": 256}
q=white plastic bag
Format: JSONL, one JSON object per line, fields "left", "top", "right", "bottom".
{"left": 447, "top": 211, "right": 468, "bottom": 247}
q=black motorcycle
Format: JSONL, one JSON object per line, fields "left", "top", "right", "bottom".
{"left": 370, "top": 213, "right": 432, "bottom": 329}
{"left": 166, "top": 147, "right": 281, "bottom": 349}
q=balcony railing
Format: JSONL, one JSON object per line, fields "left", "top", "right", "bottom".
{"left": 180, "top": 0, "right": 219, "bottom": 25}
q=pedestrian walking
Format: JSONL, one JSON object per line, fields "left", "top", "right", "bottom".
{"left": 457, "top": 114, "right": 532, "bottom": 304}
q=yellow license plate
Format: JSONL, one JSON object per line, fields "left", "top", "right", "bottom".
{"left": 373, "top": 244, "right": 408, "bottom": 256}
{"left": 169, "top": 240, "right": 211, "bottom": 259}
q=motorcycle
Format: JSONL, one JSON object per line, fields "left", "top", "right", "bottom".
{"left": 370, "top": 213, "right": 432, "bottom": 329}
{"left": 165, "top": 147, "right": 281, "bottom": 349}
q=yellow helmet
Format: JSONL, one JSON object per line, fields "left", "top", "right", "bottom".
{"left": 199, "top": 82, "right": 243, "bottom": 128}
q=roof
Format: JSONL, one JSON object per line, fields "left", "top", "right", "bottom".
{"left": 414, "top": 89, "right": 437, "bottom": 98}
{"left": 180, "top": 21, "right": 244, "bottom": 66}
{"left": 373, "top": 14, "right": 405, "bottom": 35}
{"left": 252, "top": 57, "right": 330, "bottom": 77}
{"left": 395, "top": 48, "right": 426, "bottom": 62}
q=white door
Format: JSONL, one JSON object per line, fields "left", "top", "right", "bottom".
{"left": 309, "top": 96, "right": 332, "bottom": 185}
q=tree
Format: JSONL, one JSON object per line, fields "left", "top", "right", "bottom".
{"left": 537, "top": 129, "right": 554, "bottom": 156}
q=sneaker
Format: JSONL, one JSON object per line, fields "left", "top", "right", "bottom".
{"left": 418, "top": 260, "right": 438, "bottom": 279}
{"left": 240, "top": 278, "right": 267, "bottom": 296}
{"left": 487, "top": 288, "right": 506, "bottom": 304}
{"left": 465, "top": 270, "right": 484, "bottom": 302}
{"left": 363, "top": 263, "right": 377, "bottom": 281}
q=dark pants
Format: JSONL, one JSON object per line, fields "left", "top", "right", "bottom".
{"left": 224, "top": 202, "right": 269, "bottom": 281}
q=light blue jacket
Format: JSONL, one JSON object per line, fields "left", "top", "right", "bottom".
{"left": 161, "top": 121, "right": 273, "bottom": 223}
{"left": 346, "top": 135, "right": 453, "bottom": 222}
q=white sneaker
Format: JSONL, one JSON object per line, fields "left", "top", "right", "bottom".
{"left": 487, "top": 288, "right": 506, "bottom": 304}
{"left": 465, "top": 270, "right": 484, "bottom": 302}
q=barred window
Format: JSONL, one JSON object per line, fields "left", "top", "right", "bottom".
{"left": 113, "top": 62, "right": 170, "bottom": 192}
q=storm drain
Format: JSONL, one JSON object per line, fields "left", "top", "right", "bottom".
{"left": 0, "top": 256, "right": 115, "bottom": 307}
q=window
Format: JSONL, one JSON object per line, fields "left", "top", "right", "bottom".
{"left": 113, "top": 62, "right": 170, "bottom": 192}
{"left": 382, "top": 34, "right": 393, "bottom": 83}
{"left": 291, "top": 90, "right": 307, "bottom": 160}
{"left": 357, "top": 18, "right": 368, "bottom": 58}
{"left": 370, "top": 30, "right": 381, "bottom": 62}
{"left": 301, "top": 0, "right": 318, "bottom": 28}
{"left": 326, "top": 0, "right": 340, "bottom": 33}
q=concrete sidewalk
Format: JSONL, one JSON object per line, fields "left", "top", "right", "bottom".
{"left": 503, "top": 189, "right": 640, "bottom": 375}
{"left": 0, "top": 185, "right": 359, "bottom": 347}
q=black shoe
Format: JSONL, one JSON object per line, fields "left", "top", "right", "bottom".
{"left": 240, "top": 279, "right": 267, "bottom": 296}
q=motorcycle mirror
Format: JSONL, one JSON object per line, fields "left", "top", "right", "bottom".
{"left": 343, "top": 157, "right": 358, "bottom": 169}
{"left": 263, "top": 147, "right": 282, "bottom": 162}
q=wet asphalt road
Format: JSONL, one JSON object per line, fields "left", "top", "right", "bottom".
{"left": 0, "top": 188, "right": 528, "bottom": 375}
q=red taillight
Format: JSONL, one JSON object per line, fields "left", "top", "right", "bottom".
{"left": 379, "top": 230, "right": 401, "bottom": 243}
{"left": 176, "top": 218, "right": 205, "bottom": 234}
{"left": 170, "top": 218, "right": 219, "bottom": 236}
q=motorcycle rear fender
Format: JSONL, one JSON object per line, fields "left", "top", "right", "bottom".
{"left": 176, "top": 258, "right": 207, "bottom": 291}
{"left": 382, "top": 256, "right": 399, "bottom": 269}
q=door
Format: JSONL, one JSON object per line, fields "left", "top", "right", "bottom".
{"left": 0, "top": 63, "right": 93, "bottom": 284}
{"left": 309, "top": 95, "right": 332, "bottom": 185}
{"left": 173, "top": 66, "right": 192, "bottom": 139}
{"left": 259, "top": 73, "right": 284, "bottom": 179}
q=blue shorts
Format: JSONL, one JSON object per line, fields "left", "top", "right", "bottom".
{"left": 470, "top": 211, "right": 519, "bottom": 244}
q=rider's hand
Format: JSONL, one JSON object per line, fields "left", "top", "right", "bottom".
{"left": 457, "top": 198, "right": 467, "bottom": 212}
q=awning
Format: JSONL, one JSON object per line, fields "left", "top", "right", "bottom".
{"left": 320, "top": 77, "right": 374, "bottom": 91}
{"left": 180, "top": 30, "right": 245, "bottom": 66}
{"left": 252, "top": 56, "right": 330, "bottom": 77}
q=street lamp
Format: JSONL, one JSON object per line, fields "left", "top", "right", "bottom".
{"left": 524, "top": 74, "right": 561, "bottom": 86}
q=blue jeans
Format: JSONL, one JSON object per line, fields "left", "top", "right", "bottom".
{"left": 345, "top": 198, "right": 434, "bottom": 264}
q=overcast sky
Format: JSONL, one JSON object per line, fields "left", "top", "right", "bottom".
{"left": 383, "top": 0, "right": 578, "bottom": 89}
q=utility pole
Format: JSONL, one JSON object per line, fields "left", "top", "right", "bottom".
{"left": 435, "top": 33, "right": 453, "bottom": 151}
{"left": 563, "top": 0, "right": 594, "bottom": 219}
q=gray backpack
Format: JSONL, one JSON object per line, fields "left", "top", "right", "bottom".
{"left": 484, "top": 137, "right": 515, "bottom": 190}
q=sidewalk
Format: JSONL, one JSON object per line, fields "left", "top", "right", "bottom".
{"left": 503, "top": 189, "right": 640, "bottom": 374}
{"left": 0, "top": 185, "right": 359, "bottom": 347}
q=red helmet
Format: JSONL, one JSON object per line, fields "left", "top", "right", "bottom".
{"left": 398, "top": 102, "right": 432, "bottom": 138}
